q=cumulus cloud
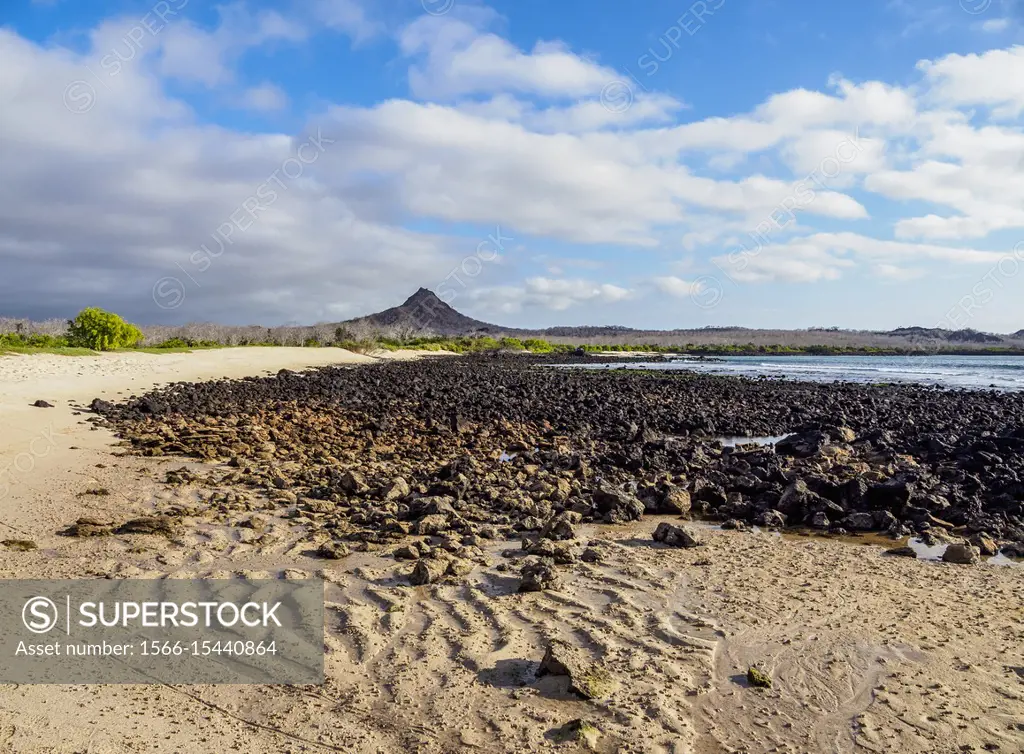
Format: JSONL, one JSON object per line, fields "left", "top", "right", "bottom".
{"left": 3, "top": 2, "right": 1024, "bottom": 327}
{"left": 238, "top": 82, "right": 289, "bottom": 112}
{"left": 652, "top": 276, "right": 701, "bottom": 298}
{"left": 918, "top": 46, "right": 1024, "bottom": 118}
{"left": 472, "top": 278, "right": 632, "bottom": 312}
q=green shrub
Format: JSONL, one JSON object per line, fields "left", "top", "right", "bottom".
{"left": 0, "top": 333, "right": 70, "bottom": 349}
{"left": 67, "top": 307, "right": 143, "bottom": 351}
{"left": 522, "top": 338, "right": 554, "bottom": 353}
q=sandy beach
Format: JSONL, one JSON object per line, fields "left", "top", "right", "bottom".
{"left": 0, "top": 351, "right": 1020, "bottom": 753}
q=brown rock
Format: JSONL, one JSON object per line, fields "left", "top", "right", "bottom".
{"left": 942, "top": 543, "right": 980, "bottom": 565}
{"left": 652, "top": 522, "right": 700, "bottom": 548}
{"left": 537, "top": 640, "right": 617, "bottom": 699}
{"left": 883, "top": 545, "right": 917, "bottom": 558}
{"left": 115, "top": 516, "right": 179, "bottom": 536}
{"left": 410, "top": 559, "right": 447, "bottom": 585}
{"left": 60, "top": 517, "right": 114, "bottom": 537}
{"left": 539, "top": 511, "right": 580, "bottom": 541}
{"left": 414, "top": 513, "right": 450, "bottom": 535}
{"left": 317, "top": 540, "right": 350, "bottom": 559}
{"left": 382, "top": 477, "right": 410, "bottom": 501}
{"left": 660, "top": 487, "right": 692, "bottom": 515}
{"left": 519, "top": 560, "right": 560, "bottom": 592}
{"left": 393, "top": 544, "right": 420, "bottom": 560}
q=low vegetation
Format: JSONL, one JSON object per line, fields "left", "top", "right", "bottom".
{"left": 3, "top": 311, "right": 1023, "bottom": 357}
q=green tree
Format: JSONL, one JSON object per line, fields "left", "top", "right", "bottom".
{"left": 68, "top": 308, "right": 144, "bottom": 351}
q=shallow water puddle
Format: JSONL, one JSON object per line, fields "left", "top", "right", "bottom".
{"left": 696, "top": 521, "right": 1022, "bottom": 567}
{"left": 712, "top": 434, "right": 792, "bottom": 448}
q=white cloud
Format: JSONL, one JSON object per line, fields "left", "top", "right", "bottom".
{"left": 918, "top": 46, "right": 1024, "bottom": 118}
{"left": 473, "top": 277, "right": 632, "bottom": 312}
{"left": 0, "top": 27, "right": 460, "bottom": 324}
{"left": 312, "top": 0, "right": 382, "bottom": 42}
{"left": 400, "top": 14, "right": 617, "bottom": 100}
{"left": 239, "top": 82, "right": 289, "bottom": 112}
{"left": 874, "top": 263, "right": 925, "bottom": 281}
{"left": 653, "top": 276, "right": 701, "bottom": 298}
{"left": 5, "top": 4, "right": 1024, "bottom": 327}
{"left": 980, "top": 18, "right": 1011, "bottom": 33}
{"left": 711, "top": 232, "right": 1006, "bottom": 284}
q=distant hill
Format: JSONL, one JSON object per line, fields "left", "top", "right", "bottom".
{"left": 340, "top": 289, "right": 642, "bottom": 338}
{"left": 338, "top": 288, "right": 1023, "bottom": 350}
{"left": 889, "top": 327, "right": 1004, "bottom": 344}
{"left": 340, "top": 288, "right": 505, "bottom": 336}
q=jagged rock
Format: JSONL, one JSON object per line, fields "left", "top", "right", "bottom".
{"left": 747, "top": 666, "right": 772, "bottom": 688}
{"left": 884, "top": 546, "right": 917, "bottom": 558}
{"left": 809, "top": 511, "right": 830, "bottom": 529}
{"left": 1000, "top": 541, "right": 1024, "bottom": 558}
{"left": 593, "top": 485, "right": 644, "bottom": 523}
{"left": 338, "top": 469, "right": 369, "bottom": 495}
{"left": 241, "top": 514, "right": 269, "bottom": 531}
{"left": 382, "top": 477, "right": 410, "bottom": 501}
{"left": 393, "top": 544, "right": 420, "bottom": 560}
{"left": 968, "top": 533, "right": 998, "bottom": 556}
{"left": 580, "top": 547, "right": 603, "bottom": 563}
{"left": 445, "top": 558, "right": 474, "bottom": 578}
{"left": 660, "top": 487, "right": 692, "bottom": 515}
{"left": 652, "top": 522, "right": 700, "bottom": 548}
{"left": 414, "top": 513, "right": 450, "bottom": 535}
{"left": 417, "top": 496, "right": 456, "bottom": 516}
{"left": 721, "top": 519, "right": 750, "bottom": 531}
{"left": 842, "top": 512, "right": 876, "bottom": 531}
{"left": 519, "top": 560, "right": 560, "bottom": 592}
{"left": 755, "top": 510, "right": 786, "bottom": 529}
{"left": 317, "top": 540, "right": 350, "bottom": 559}
{"left": 776, "top": 430, "right": 828, "bottom": 458}
{"left": 539, "top": 511, "right": 580, "bottom": 541}
{"left": 828, "top": 426, "right": 857, "bottom": 443}
{"left": 537, "top": 640, "right": 617, "bottom": 699}
{"left": 60, "top": 517, "right": 114, "bottom": 537}
{"left": 550, "top": 719, "right": 601, "bottom": 749}
{"left": 31, "top": 400, "right": 53, "bottom": 408}
{"left": 115, "top": 516, "right": 179, "bottom": 536}
{"left": 942, "top": 543, "right": 980, "bottom": 565}
{"left": 526, "top": 539, "right": 578, "bottom": 563}
{"left": 410, "top": 559, "right": 447, "bottom": 585}
{"left": 778, "top": 479, "right": 815, "bottom": 515}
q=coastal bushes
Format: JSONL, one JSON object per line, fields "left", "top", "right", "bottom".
{"left": 3, "top": 312, "right": 1023, "bottom": 356}
{"left": 68, "top": 307, "right": 144, "bottom": 351}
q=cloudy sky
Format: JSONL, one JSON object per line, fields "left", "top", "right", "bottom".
{"left": 3, "top": 0, "right": 1024, "bottom": 331}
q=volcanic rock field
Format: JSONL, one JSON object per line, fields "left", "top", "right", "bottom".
{"left": 82, "top": 354, "right": 1024, "bottom": 565}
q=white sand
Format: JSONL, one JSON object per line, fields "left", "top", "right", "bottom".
{"left": 0, "top": 347, "right": 428, "bottom": 535}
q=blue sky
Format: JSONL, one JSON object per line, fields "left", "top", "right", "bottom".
{"left": 2, "top": 0, "right": 1024, "bottom": 331}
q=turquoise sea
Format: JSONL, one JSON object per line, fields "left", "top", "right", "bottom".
{"left": 573, "top": 354, "right": 1024, "bottom": 391}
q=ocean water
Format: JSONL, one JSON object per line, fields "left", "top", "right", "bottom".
{"left": 569, "top": 354, "right": 1024, "bottom": 391}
